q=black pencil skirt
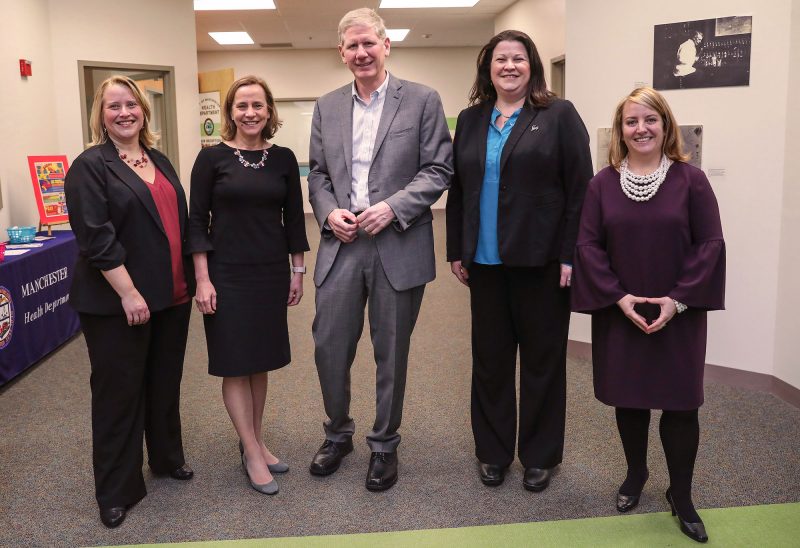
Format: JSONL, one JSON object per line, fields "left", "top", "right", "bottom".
{"left": 204, "top": 260, "right": 291, "bottom": 377}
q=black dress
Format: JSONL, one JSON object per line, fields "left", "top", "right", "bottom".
{"left": 188, "top": 143, "right": 309, "bottom": 376}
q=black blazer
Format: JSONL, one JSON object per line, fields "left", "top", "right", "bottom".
{"left": 65, "top": 139, "right": 195, "bottom": 315}
{"left": 446, "top": 99, "right": 593, "bottom": 268}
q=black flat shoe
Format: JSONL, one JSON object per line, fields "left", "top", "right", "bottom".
{"left": 523, "top": 467, "right": 554, "bottom": 492}
{"left": 666, "top": 489, "right": 708, "bottom": 543}
{"left": 616, "top": 492, "right": 641, "bottom": 513}
{"left": 366, "top": 451, "right": 398, "bottom": 491}
{"left": 169, "top": 463, "right": 194, "bottom": 480}
{"left": 99, "top": 506, "right": 127, "bottom": 528}
{"left": 479, "top": 463, "right": 507, "bottom": 487}
{"left": 309, "top": 439, "right": 353, "bottom": 476}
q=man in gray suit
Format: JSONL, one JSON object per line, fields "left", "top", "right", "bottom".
{"left": 307, "top": 7, "right": 453, "bottom": 491}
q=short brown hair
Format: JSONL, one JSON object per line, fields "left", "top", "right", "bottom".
{"left": 608, "top": 86, "right": 689, "bottom": 169}
{"left": 221, "top": 75, "right": 282, "bottom": 141}
{"left": 89, "top": 75, "right": 158, "bottom": 148}
{"left": 468, "top": 30, "right": 554, "bottom": 108}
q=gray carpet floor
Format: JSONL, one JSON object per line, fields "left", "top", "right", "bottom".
{"left": 1, "top": 213, "right": 799, "bottom": 547}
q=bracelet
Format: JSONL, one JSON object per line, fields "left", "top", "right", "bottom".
{"left": 672, "top": 299, "right": 687, "bottom": 314}
{"left": 291, "top": 266, "right": 306, "bottom": 274}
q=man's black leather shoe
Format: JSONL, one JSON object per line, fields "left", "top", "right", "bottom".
{"left": 479, "top": 463, "right": 507, "bottom": 486}
{"left": 523, "top": 467, "right": 554, "bottom": 492}
{"left": 309, "top": 439, "right": 353, "bottom": 476}
{"left": 366, "top": 452, "right": 398, "bottom": 491}
{"left": 99, "top": 506, "right": 127, "bottom": 528}
{"left": 169, "top": 464, "right": 194, "bottom": 480}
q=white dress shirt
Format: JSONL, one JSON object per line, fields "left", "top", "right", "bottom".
{"left": 349, "top": 73, "right": 390, "bottom": 212}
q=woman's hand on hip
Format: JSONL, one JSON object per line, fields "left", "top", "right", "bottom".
{"left": 121, "top": 290, "right": 150, "bottom": 326}
{"left": 617, "top": 294, "right": 649, "bottom": 333}
{"left": 194, "top": 279, "right": 217, "bottom": 314}
{"left": 559, "top": 264, "right": 572, "bottom": 288}
{"left": 644, "top": 296, "right": 677, "bottom": 334}
{"left": 287, "top": 273, "right": 304, "bottom": 306}
{"left": 450, "top": 260, "right": 469, "bottom": 286}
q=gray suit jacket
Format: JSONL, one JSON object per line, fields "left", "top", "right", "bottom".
{"left": 308, "top": 75, "right": 453, "bottom": 291}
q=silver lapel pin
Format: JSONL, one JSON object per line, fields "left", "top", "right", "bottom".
{"left": 531, "top": 125, "right": 539, "bottom": 132}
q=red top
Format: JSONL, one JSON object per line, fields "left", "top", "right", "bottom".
{"left": 145, "top": 169, "right": 189, "bottom": 305}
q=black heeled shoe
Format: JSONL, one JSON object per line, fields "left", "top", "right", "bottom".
{"left": 617, "top": 470, "right": 648, "bottom": 512}
{"left": 666, "top": 489, "right": 708, "bottom": 543}
{"left": 616, "top": 492, "right": 641, "bottom": 513}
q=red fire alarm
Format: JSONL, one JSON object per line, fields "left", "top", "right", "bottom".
{"left": 19, "top": 59, "right": 32, "bottom": 77}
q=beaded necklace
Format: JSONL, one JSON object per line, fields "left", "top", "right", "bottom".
{"left": 234, "top": 147, "right": 268, "bottom": 170}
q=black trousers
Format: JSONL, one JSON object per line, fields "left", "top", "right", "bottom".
{"left": 80, "top": 301, "right": 191, "bottom": 510}
{"left": 468, "top": 262, "right": 570, "bottom": 468}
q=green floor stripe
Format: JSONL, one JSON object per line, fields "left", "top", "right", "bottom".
{"left": 122, "top": 502, "right": 800, "bottom": 548}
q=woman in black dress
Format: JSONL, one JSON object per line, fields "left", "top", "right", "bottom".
{"left": 572, "top": 87, "right": 725, "bottom": 542}
{"left": 66, "top": 75, "right": 194, "bottom": 528}
{"left": 188, "top": 75, "right": 309, "bottom": 495}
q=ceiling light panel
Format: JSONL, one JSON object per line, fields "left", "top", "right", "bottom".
{"left": 379, "top": 0, "right": 479, "bottom": 7}
{"left": 386, "top": 29, "right": 410, "bottom": 41}
{"left": 209, "top": 32, "right": 255, "bottom": 45}
{"left": 195, "top": 0, "right": 275, "bottom": 10}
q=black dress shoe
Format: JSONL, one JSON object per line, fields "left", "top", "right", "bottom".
{"left": 169, "top": 463, "right": 194, "bottom": 480}
{"left": 309, "top": 439, "right": 353, "bottom": 476}
{"left": 616, "top": 492, "right": 641, "bottom": 513}
{"left": 479, "top": 463, "right": 507, "bottom": 486}
{"left": 99, "top": 506, "right": 127, "bottom": 528}
{"left": 523, "top": 467, "right": 554, "bottom": 492}
{"left": 366, "top": 452, "right": 398, "bottom": 491}
{"left": 666, "top": 489, "right": 708, "bottom": 543}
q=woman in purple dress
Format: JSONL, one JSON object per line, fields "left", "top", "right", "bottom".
{"left": 572, "top": 87, "right": 725, "bottom": 543}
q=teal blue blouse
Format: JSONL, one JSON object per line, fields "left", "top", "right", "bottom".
{"left": 474, "top": 107, "right": 521, "bottom": 265}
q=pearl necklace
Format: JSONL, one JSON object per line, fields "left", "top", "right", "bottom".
{"left": 619, "top": 155, "right": 673, "bottom": 202}
{"left": 234, "top": 147, "right": 268, "bottom": 169}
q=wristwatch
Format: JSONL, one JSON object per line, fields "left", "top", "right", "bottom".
{"left": 291, "top": 266, "right": 306, "bottom": 274}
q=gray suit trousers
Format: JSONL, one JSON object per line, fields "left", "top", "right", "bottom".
{"left": 312, "top": 230, "right": 424, "bottom": 452}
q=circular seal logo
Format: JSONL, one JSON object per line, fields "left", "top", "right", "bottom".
{"left": 0, "top": 286, "right": 14, "bottom": 350}
{"left": 203, "top": 118, "right": 215, "bottom": 136}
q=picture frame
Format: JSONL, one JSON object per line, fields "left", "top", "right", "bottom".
{"left": 27, "top": 155, "right": 70, "bottom": 226}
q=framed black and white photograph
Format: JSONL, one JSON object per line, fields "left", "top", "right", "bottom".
{"left": 653, "top": 16, "right": 752, "bottom": 90}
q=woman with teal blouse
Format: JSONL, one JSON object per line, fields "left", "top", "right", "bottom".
{"left": 446, "top": 30, "right": 593, "bottom": 491}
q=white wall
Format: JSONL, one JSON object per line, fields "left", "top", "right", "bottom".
{"left": 0, "top": 0, "right": 199, "bottom": 236}
{"left": 48, "top": 0, "right": 200, "bottom": 188}
{"left": 773, "top": 0, "right": 800, "bottom": 389}
{"left": 494, "top": 0, "right": 565, "bottom": 89}
{"left": 0, "top": 0, "right": 60, "bottom": 235}
{"left": 566, "top": 0, "right": 797, "bottom": 386}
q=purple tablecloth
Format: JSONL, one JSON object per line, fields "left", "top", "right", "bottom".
{"left": 0, "top": 230, "right": 80, "bottom": 386}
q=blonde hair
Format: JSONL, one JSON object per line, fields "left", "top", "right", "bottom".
{"left": 220, "top": 75, "right": 282, "bottom": 141}
{"left": 608, "top": 86, "right": 689, "bottom": 169}
{"left": 338, "top": 7, "right": 386, "bottom": 44}
{"left": 89, "top": 75, "right": 157, "bottom": 148}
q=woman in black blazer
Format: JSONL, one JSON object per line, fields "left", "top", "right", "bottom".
{"left": 446, "top": 30, "right": 593, "bottom": 491}
{"left": 65, "top": 76, "right": 194, "bottom": 528}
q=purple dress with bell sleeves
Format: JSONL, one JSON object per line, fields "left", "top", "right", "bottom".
{"left": 571, "top": 162, "right": 725, "bottom": 410}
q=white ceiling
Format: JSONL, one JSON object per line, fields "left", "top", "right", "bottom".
{"left": 195, "top": 0, "right": 518, "bottom": 51}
